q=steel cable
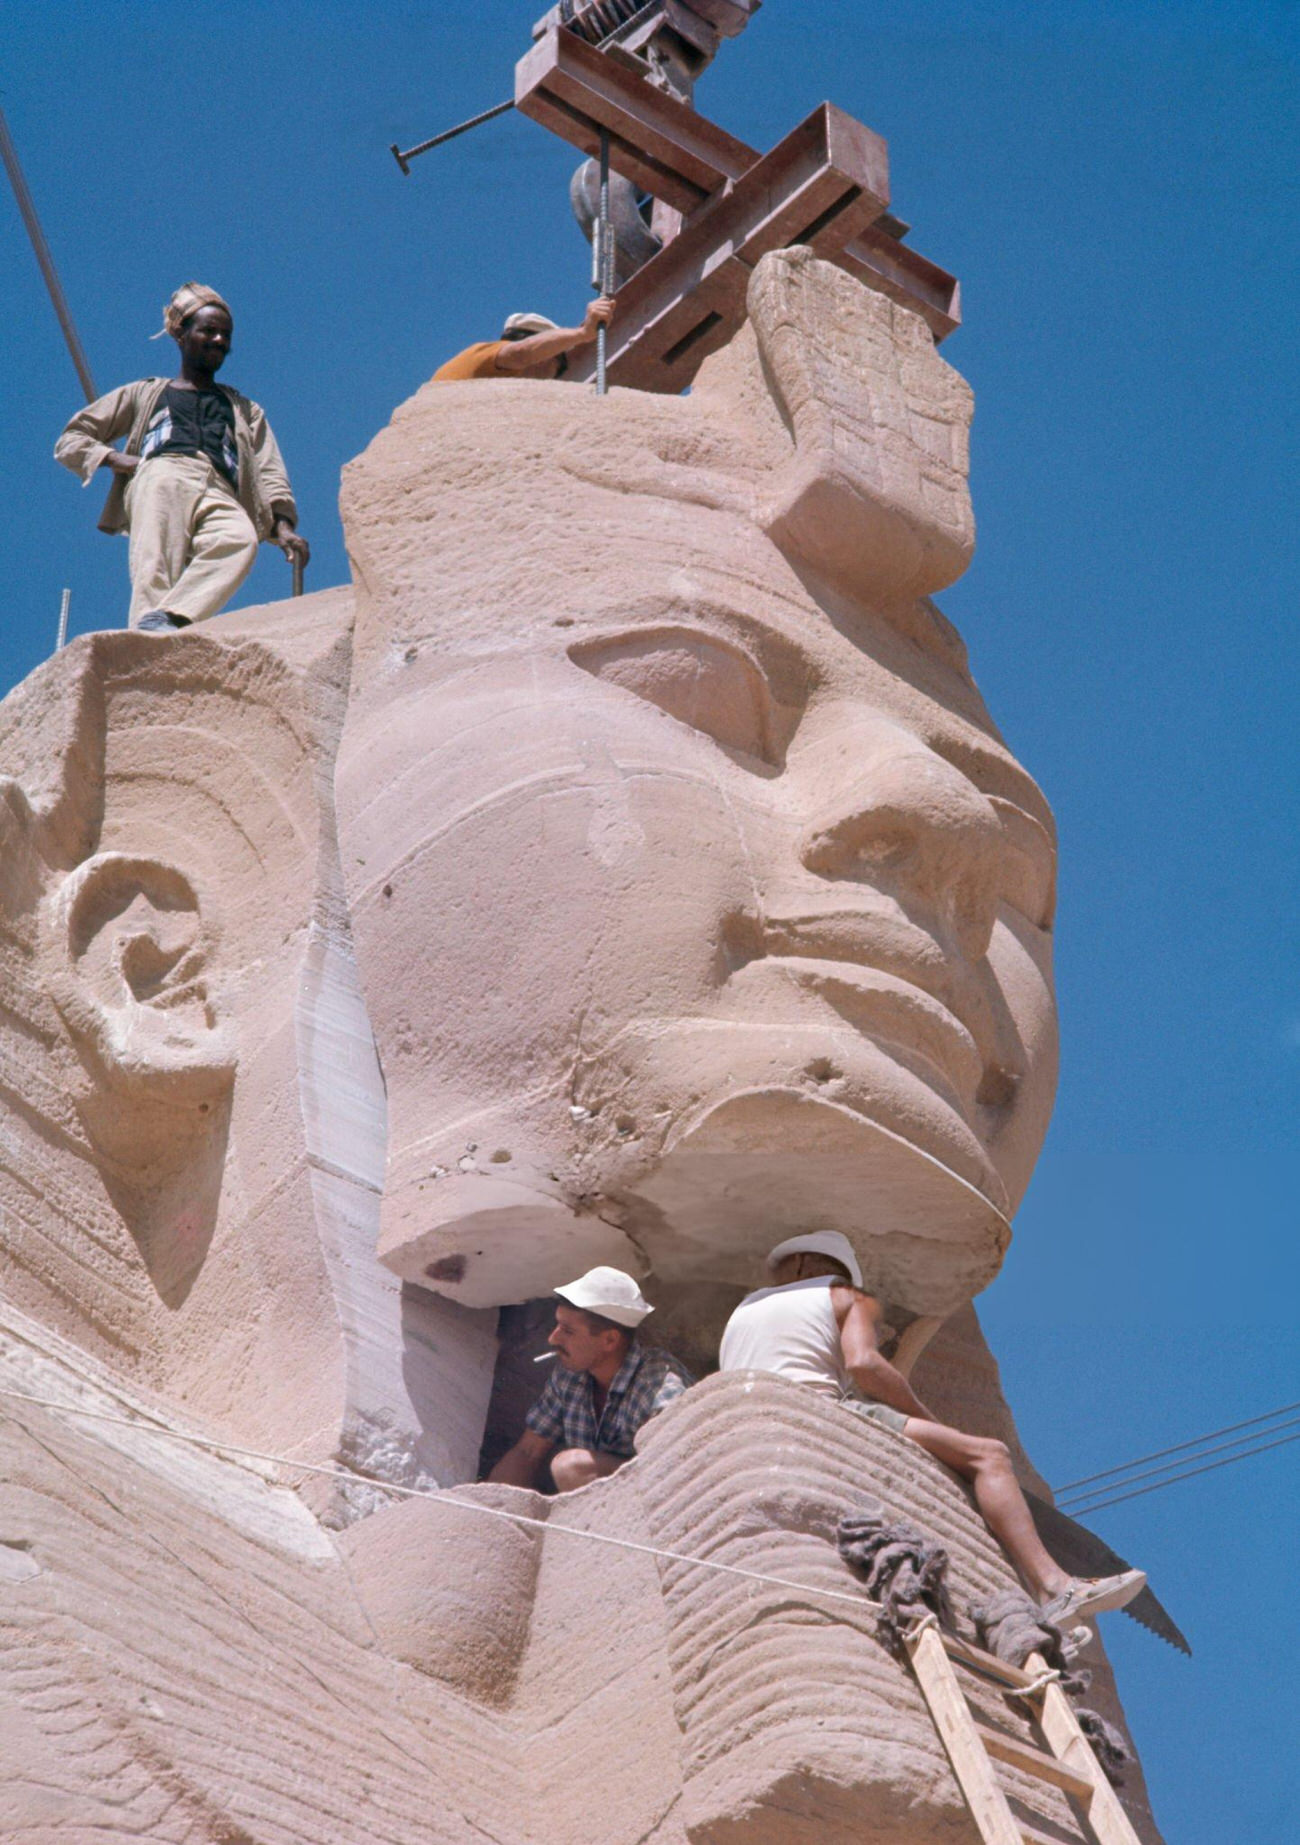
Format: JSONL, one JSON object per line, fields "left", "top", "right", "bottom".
{"left": 1054, "top": 1400, "right": 1300, "bottom": 1494}
{"left": 1057, "top": 1412, "right": 1300, "bottom": 1513}
{"left": 1059, "top": 1428, "right": 1300, "bottom": 1516}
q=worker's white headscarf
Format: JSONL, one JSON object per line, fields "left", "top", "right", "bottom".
{"left": 152, "top": 282, "right": 233, "bottom": 340}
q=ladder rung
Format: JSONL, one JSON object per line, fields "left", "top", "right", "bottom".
{"left": 941, "top": 1631, "right": 1045, "bottom": 1692}
{"left": 1019, "top": 1826, "right": 1082, "bottom": 1845}
{"left": 974, "top": 1722, "right": 1096, "bottom": 1802}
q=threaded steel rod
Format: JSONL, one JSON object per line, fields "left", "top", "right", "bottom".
{"left": 596, "top": 128, "right": 611, "bottom": 395}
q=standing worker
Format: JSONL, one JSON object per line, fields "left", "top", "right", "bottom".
{"left": 54, "top": 283, "right": 309, "bottom": 633}
{"left": 433, "top": 295, "right": 615, "bottom": 381}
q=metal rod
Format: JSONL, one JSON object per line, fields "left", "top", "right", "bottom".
{"left": 391, "top": 99, "right": 515, "bottom": 175}
{"left": 0, "top": 106, "right": 96, "bottom": 402}
{"left": 595, "top": 128, "right": 611, "bottom": 395}
{"left": 292, "top": 557, "right": 304, "bottom": 598}
{"left": 56, "top": 588, "right": 71, "bottom": 651}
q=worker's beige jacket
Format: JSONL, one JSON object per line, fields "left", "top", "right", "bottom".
{"left": 54, "top": 378, "right": 297, "bottom": 540}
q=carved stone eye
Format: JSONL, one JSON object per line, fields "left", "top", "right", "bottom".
{"left": 569, "top": 627, "right": 780, "bottom": 765}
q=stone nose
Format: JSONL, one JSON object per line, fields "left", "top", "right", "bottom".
{"left": 798, "top": 735, "right": 1005, "bottom": 962}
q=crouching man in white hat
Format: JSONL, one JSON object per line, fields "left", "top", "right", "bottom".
{"left": 719, "top": 1233, "right": 1145, "bottom": 1629}
{"left": 489, "top": 1267, "right": 692, "bottom": 1494}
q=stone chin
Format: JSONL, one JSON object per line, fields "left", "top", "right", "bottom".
{"left": 622, "top": 1086, "right": 1013, "bottom": 1317}
{"left": 375, "top": 1006, "right": 1020, "bottom": 1317}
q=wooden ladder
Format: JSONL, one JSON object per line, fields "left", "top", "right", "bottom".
{"left": 904, "top": 1619, "right": 1144, "bottom": 1845}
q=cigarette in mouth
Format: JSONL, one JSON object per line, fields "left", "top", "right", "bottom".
{"left": 534, "top": 1351, "right": 558, "bottom": 1363}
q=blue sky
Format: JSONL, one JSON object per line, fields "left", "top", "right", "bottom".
{"left": 3, "top": 1, "right": 1297, "bottom": 1833}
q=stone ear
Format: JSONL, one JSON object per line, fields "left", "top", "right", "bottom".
{"left": 41, "top": 852, "right": 237, "bottom": 1305}
{"left": 747, "top": 248, "right": 976, "bottom": 604}
{"left": 45, "top": 851, "right": 235, "bottom": 1103}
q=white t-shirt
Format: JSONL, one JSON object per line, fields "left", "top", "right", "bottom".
{"left": 718, "top": 1276, "right": 850, "bottom": 1397}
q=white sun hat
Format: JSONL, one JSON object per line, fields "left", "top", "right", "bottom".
{"left": 501, "top": 311, "right": 560, "bottom": 338}
{"left": 765, "top": 1231, "right": 864, "bottom": 1291}
{"left": 553, "top": 1266, "right": 654, "bottom": 1328}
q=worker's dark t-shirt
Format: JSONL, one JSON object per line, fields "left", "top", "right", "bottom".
{"left": 140, "top": 386, "right": 239, "bottom": 489}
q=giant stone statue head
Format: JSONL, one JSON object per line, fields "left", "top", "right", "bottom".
{"left": 338, "top": 248, "right": 1058, "bottom": 1326}
{"left": 0, "top": 249, "right": 1057, "bottom": 1482}
{"left": 0, "top": 250, "right": 1162, "bottom": 1845}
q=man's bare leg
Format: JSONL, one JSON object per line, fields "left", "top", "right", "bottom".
{"left": 901, "top": 1419, "right": 1072, "bottom": 1602}
{"left": 550, "top": 1447, "right": 624, "bottom": 1493}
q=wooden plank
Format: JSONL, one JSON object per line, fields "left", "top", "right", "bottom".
{"left": 731, "top": 107, "right": 889, "bottom": 265}
{"left": 906, "top": 1624, "right": 1025, "bottom": 1845}
{"left": 686, "top": 0, "right": 761, "bottom": 33}
{"left": 973, "top": 1720, "right": 1098, "bottom": 1803}
{"left": 519, "top": 29, "right": 961, "bottom": 379}
{"left": 1029, "top": 1656, "right": 1144, "bottom": 1845}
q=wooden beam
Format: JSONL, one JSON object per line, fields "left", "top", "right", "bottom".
{"left": 939, "top": 1630, "right": 1046, "bottom": 1691}
{"left": 839, "top": 223, "right": 961, "bottom": 341}
{"left": 972, "top": 1719, "right": 1098, "bottom": 1803}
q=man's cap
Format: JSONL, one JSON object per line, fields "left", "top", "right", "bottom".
{"left": 553, "top": 1266, "right": 653, "bottom": 1328}
{"left": 501, "top": 311, "right": 559, "bottom": 338}
{"left": 153, "top": 282, "right": 232, "bottom": 341}
{"left": 766, "top": 1231, "right": 864, "bottom": 1290}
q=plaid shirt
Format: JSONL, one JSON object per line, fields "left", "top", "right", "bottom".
{"left": 526, "top": 1343, "right": 691, "bottom": 1459}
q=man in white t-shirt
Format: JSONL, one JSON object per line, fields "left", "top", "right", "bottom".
{"left": 719, "top": 1232, "right": 1145, "bottom": 1629}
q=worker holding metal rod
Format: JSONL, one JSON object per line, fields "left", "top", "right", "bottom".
{"left": 433, "top": 294, "right": 615, "bottom": 382}
{"left": 54, "top": 283, "right": 308, "bottom": 633}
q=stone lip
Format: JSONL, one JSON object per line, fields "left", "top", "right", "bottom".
{"left": 753, "top": 247, "right": 976, "bottom": 602}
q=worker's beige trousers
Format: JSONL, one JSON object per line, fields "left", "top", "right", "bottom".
{"left": 125, "top": 454, "right": 259, "bottom": 628}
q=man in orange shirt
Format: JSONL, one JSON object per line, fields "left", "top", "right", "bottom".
{"left": 433, "top": 296, "right": 615, "bottom": 382}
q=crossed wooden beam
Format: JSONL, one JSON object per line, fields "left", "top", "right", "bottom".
{"left": 515, "top": 26, "right": 960, "bottom": 394}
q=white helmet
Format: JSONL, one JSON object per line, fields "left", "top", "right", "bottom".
{"left": 553, "top": 1266, "right": 653, "bottom": 1328}
{"left": 501, "top": 311, "right": 559, "bottom": 338}
{"left": 765, "top": 1231, "right": 864, "bottom": 1290}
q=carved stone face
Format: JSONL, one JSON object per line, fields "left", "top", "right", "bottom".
{"left": 339, "top": 251, "right": 1058, "bottom": 1317}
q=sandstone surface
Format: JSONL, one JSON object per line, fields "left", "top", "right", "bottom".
{"left": 0, "top": 249, "right": 1162, "bottom": 1842}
